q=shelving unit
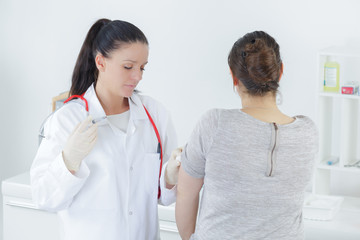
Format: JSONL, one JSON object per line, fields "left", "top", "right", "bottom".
{"left": 305, "top": 46, "right": 360, "bottom": 239}
{"left": 314, "top": 46, "right": 360, "bottom": 199}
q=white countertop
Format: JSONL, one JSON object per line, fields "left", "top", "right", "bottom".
{"left": 2, "top": 172, "right": 32, "bottom": 199}
{"left": 3, "top": 172, "right": 360, "bottom": 239}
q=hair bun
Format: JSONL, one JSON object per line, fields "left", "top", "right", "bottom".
{"left": 228, "top": 31, "right": 282, "bottom": 96}
{"left": 244, "top": 38, "right": 265, "bottom": 53}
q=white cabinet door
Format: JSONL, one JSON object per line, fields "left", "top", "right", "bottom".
{"left": 3, "top": 199, "right": 60, "bottom": 240}
{"left": 159, "top": 220, "right": 181, "bottom": 240}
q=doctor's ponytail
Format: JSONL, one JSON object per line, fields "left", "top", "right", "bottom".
{"left": 70, "top": 18, "right": 148, "bottom": 96}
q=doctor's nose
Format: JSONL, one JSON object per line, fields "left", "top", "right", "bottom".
{"left": 131, "top": 69, "right": 143, "bottom": 81}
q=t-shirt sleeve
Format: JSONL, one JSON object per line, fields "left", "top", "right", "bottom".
{"left": 181, "top": 109, "right": 220, "bottom": 178}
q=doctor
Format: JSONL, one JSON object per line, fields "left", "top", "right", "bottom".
{"left": 31, "top": 18, "right": 181, "bottom": 240}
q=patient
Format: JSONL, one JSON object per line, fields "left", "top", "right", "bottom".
{"left": 176, "top": 31, "right": 318, "bottom": 240}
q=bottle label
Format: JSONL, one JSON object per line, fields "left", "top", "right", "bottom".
{"left": 324, "top": 67, "right": 337, "bottom": 87}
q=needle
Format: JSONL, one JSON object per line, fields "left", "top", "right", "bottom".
{"left": 92, "top": 116, "right": 107, "bottom": 124}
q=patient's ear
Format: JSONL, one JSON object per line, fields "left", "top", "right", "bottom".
{"left": 230, "top": 68, "right": 238, "bottom": 86}
{"left": 279, "top": 63, "right": 284, "bottom": 81}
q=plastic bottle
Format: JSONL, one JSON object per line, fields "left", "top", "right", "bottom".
{"left": 323, "top": 56, "right": 340, "bottom": 92}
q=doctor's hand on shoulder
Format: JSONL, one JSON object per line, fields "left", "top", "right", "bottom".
{"left": 62, "top": 116, "right": 98, "bottom": 174}
{"left": 165, "top": 147, "right": 183, "bottom": 187}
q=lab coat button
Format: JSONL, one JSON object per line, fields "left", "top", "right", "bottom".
{"left": 129, "top": 211, "right": 133, "bottom": 215}
{"left": 130, "top": 166, "right": 133, "bottom": 171}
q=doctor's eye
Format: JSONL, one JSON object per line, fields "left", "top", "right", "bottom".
{"left": 124, "top": 65, "right": 133, "bottom": 70}
{"left": 140, "top": 63, "right": 147, "bottom": 71}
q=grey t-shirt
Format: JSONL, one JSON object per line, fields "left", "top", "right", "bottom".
{"left": 181, "top": 109, "right": 318, "bottom": 240}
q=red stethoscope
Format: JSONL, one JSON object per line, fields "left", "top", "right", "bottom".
{"left": 64, "top": 93, "right": 163, "bottom": 199}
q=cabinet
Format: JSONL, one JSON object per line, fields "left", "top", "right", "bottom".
{"left": 2, "top": 172, "right": 60, "bottom": 240}
{"left": 2, "top": 172, "right": 181, "bottom": 240}
{"left": 313, "top": 46, "right": 360, "bottom": 214}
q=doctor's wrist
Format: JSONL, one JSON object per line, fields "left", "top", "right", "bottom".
{"left": 62, "top": 151, "right": 80, "bottom": 174}
{"left": 166, "top": 183, "right": 175, "bottom": 189}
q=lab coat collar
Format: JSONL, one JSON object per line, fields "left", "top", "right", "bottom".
{"left": 128, "top": 92, "right": 148, "bottom": 120}
{"left": 83, "top": 84, "right": 107, "bottom": 119}
{"left": 83, "top": 84, "right": 148, "bottom": 121}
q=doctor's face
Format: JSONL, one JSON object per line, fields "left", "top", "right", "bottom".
{"left": 98, "top": 42, "right": 149, "bottom": 98}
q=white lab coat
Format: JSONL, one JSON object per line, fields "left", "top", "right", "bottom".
{"left": 30, "top": 84, "right": 178, "bottom": 240}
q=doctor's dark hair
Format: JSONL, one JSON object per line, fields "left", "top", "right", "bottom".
{"left": 228, "top": 31, "right": 282, "bottom": 96}
{"left": 69, "top": 18, "right": 148, "bottom": 95}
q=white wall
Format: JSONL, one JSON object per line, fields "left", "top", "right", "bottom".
{"left": 1, "top": 0, "right": 360, "bottom": 238}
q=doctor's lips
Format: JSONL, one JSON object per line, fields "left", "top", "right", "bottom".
{"left": 125, "top": 84, "right": 137, "bottom": 88}
{"left": 92, "top": 116, "right": 107, "bottom": 124}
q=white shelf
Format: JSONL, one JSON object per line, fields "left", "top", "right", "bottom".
{"left": 317, "top": 161, "right": 360, "bottom": 173}
{"left": 319, "top": 92, "right": 360, "bottom": 99}
{"left": 315, "top": 46, "right": 360, "bottom": 200}
{"left": 318, "top": 46, "right": 360, "bottom": 58}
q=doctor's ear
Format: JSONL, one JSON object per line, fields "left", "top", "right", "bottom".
{"left": 95, "top": 54, "right": 106, "bottom": 72}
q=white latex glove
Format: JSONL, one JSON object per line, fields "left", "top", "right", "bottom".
{"left": 165, "top": 147, "right": 183, "bottom": 185}
{"left": 62, "top": 116, "right": 97, "bottom": 173}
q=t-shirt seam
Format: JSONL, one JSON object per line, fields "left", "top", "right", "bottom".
{"left": 203, "top": 109, "right": 221, "bottom": 159}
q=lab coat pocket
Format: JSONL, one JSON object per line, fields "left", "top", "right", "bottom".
{"left": 144, "top": 153, "right": 161, "bottom": 195}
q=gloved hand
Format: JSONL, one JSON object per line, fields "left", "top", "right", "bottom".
{"left": 62, "top": 116, "right": 98, "bottom": 173}
{"left": 165, "top": 147, "right": 183, "bottom": 185}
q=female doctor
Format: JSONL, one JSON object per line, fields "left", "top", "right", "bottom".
{"left": 30, "top": 18, "right": 181, "bottom": 240}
